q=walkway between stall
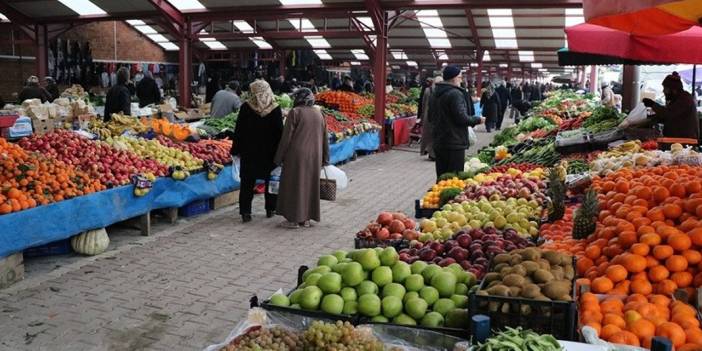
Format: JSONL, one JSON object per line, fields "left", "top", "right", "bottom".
{"left": 0, "top": 125, "right": 502, "bottom": 351}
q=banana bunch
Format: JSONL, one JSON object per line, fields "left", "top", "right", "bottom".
{"left": 109, "top": 113, "right": 148, "bottom": 134}
{"left": 555, "top": 160, "right": 568, "bottom": 181}
{"left": 600, "top": 140, "right": 642, "bottom": 158}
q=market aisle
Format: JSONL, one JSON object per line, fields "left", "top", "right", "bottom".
{"left": 0, "top": 124, "right": 503, "bottom": 351}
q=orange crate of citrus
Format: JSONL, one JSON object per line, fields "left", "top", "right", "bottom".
{"left": 421, "top": 178, "right": 466, "bottom": 208}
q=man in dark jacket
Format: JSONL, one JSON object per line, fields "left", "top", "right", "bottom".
{"left": 43, "top": 77, "right": 59, "bottom": 102}
{"left": 104, "top": 67, "right": 131, "bottom": 121}
{"left": 136, "top": 71, "right": 161, "bottom": 108}
{"left": 18, "top": 76, "right": 50, "bottom": 103}
{"left": 495, "top": 82, "right": 510, "bottom": 130}
{"left": 429, "top": 65, "right": 485, "bottom": 180}
{"left": 643, "top": 72, "right": 699, "bottom": 141}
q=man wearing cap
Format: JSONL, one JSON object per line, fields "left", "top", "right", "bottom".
{"left": 642, "top": 72, "right": 699, "bottom": 141}
{"left": 429, "top": 65, "right": 485, "bottom": 180}
{"left": 43, "top": 77, "right": 59, "bottom": 102}
{"left": 18, "top": 76, "right": 50, "bottom": 103}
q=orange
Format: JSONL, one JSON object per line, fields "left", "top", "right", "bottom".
{"left": 683, "top": 250, "right": 702, "bottom": 265}
{"left": 655, "top": 279, "right": 679, "bottom": 296}
{"left": 653, "top": 245, "right": 674, "bottom": 260}
{"left": 630, "top": 279, "right": 653, "bottom": 295}
{"left": 648, "top": 265, "right": 670, "bottom": 282}
{"left": 648, "top": 294, "right": 671, "bottom": 307}
{"left": 668, "top": 233, "right": 692, "bottom": 251}
{"left": 671, "top": 271, "right": 693, "bottom": 288}
{"left": 630, "top": 243, "right": 650, "bottom": 256}
{"left": 657, "top": 322, "right": 687, "bottom": 347}
{"left": 685, "top": 327, "right": 702, "bottom": 345}
{"left": 600, "top": 324, "right": 621, "bottom": 340}
{"left": 609, "top": 330, "right": 640, "bottom": 347}
{"left": 665, "top": 255, "right": 689, "bottom": 272}
{"left": 605, "top": 265, "right": 628, "bottom": 283}
{"left": 628, "top": 318, "right": 656, "bottom": 341}
{"left": 689, "top": 228, "right": 702, "bottom": 246}
{"left": 623, "top": 254, "right": 647, "bottom": 273}
{"left": 585, "top": 245, "right": 601, "bottom": 260}
{"left": 603, "top": 313, "right": 626, "bottom": 328}
{"left": 601, "top": 299, "right": 624, "bottom": 314}
{"left": 640, "top": 233, "right": 662, "bottom": 246}
{"left": 592, "top": 277, "right": 614, "bottom": 294}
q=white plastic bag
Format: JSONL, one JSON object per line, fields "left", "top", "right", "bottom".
{"left": 321, "top": 165, "right": 348, "bottom": 190}
{"left": 268, "top": 167, "right": 281, "bottom": 194}
{"left": 231, "top": 156, "right": 241, "bottom": 183}
{"left": 618, "top": 102, "right": 648, "bottom": 128}
{"left": 468, "top": 126, "right": 477, "bottom": 146}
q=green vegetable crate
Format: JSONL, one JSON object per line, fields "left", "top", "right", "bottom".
{"left": 469, "top": 258, "right": 578, "bottom": 341}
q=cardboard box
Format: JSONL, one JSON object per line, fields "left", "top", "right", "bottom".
{"left": 0, "top": 253, "right": 24, "bottom": 289}
{"left": 210, "top": 190, "right": 239, "bottom": 209}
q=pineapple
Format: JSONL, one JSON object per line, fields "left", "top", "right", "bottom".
{"left": 547, "top": 168, "right": 566, "bottom": 222}
{"left": 572, "top": 188, "right": 599, "bottom": 239}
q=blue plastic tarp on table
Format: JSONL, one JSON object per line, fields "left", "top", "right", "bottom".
{"left": 355, "top": 131, "right": 380, "bottom": 151}
{"left": 0, "top": 166, "right": 239, "bottom": 257}
{"left": 329, "top": 136, "right": 356, "bottom": 165}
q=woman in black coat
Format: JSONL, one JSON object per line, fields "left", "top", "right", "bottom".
{"left": 480, "top": 82, "right": 500, "bottom": 133}
{"left": 230, "top": 79, "right": 283, "bottom": 223}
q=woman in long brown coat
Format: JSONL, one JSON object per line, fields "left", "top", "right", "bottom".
{"left": 274, "top": 88, "right": 330, "bottom": 228}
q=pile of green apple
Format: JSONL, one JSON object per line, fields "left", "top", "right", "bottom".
{"left": 268, "top": 247, "right": 476, "bottom": 329}
{"left": 419, "top": 198, "right": 543, "bottom": 241}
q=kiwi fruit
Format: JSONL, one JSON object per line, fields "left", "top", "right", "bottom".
{"left": 508, "top": 286, "right": 522, "bottom": 297}
{"left": 542, "top": 280, "right": 571, "bottom": 300}
{"left": 493, "top": 253, "right": 511, "bottom": 264}
{"left": 543, "top": 251, "right": 562, "bottom": 266}
{"left": 487, "top": 285, "right": 511, "bottom": 297}
{"left": 503, "top": 274, "right": 526, "bottom": 287}
{"left": 510, "top": 255, "right": 523, "bottom": 265}
{"left": 551, "top": 266, "right": 565, "bottom": 280}
{"left": 494, "top": 263, "right": 508, "bottom": 273}
{"left": 538, "top": 259, "right": 551, "bottom": 270}
{"left": 563, "top": 265, "right": 575, "bottom": 281}
{"left": 533, "top": 269, "right": 554, "bottom": 284}
{"left": 484, "top": 272, "right": 501, "bottom": 284}
{"left": 521, "top": 284, "right": 541, "bottom": 298}
{"left": 511, "top": 264, "right": 527, "bottom": 276}
{"left": 521, "top": 261, "right": 540, "bottom": 274}
{"left": 520, "top": 248, "right": 541, "bottom": 261}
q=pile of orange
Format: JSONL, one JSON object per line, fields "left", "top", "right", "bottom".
{"left": 580, "top": 292, "right": 702, "bottom": 349}
{"left": 557, "top": 166, "right": 702, "bottom": 297}
{"left": 315, "top": 91, "right": 373, "bottom": 113}
{"left": 0, "top": 138, "right": 104, "bottom": 215}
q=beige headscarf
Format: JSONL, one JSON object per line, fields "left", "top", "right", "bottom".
{"left": 247, "top": 79, "right": 278, "bottom": 116}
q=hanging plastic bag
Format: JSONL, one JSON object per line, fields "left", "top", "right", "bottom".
{"left": 468, "top": 126, "right": 477, "bottom": 146}
{"left": 268, "top": 167, "right": 281, "bottom": 194}
{"left": 618, "top": 102, "right": 649, "bottom": 128}
{"left": 231, "top": 156, "right": 241, "bottom": 183}
{"left": 321, "top": 165, "right": 348, "bottom": 190}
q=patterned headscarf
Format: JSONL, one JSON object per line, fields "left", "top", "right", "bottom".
{"left": 247, "top": 79, "right": 278, "bottom": 116}
{"left": 292, "top": 88, "right": 315, "bottom": 107}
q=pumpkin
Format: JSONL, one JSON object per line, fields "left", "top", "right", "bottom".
{"left": 71, "top": 228, "right": 110, "bottom": 255}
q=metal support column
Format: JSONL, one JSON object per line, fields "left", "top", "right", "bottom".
{"left": 279, "top": 50, "right": 286, "bottom": 77}
{"left": 622, "top": 65, "right": 641, "bottom": 112}
{"left": 372, "top": 34, "right": 387, "bottom": 126}
{"left": 589, "top": 65, "right": 598, "bottom": 94}
{"left": 178, "top": 21, "right": 192, "bottom": 108}
{"left": 34, "top": 24, "right": 48, "bottom": 79}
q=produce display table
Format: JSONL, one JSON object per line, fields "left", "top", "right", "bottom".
{"left": 385, "top": 115, "right": 417, "bottom": 146}
{"left": 329, "top": 130, "right": 380, "bottom": 165}
{"left": 0, "top": 166, "right": 240, "bottom": 258}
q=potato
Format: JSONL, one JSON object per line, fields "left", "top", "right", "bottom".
{"left": 509, "top": 286, "right": 522, "bottom": 297}
{"left": 542, "top": 280, "right": 571, "bottom": 300}
{"left": 560, "top": 254, "right": 573, "bottom": 266}
{"left": 511, "top": 264, "right": 527, "bottom": 276}
{"left": 538, "top": 259, "right": 551, "bottom": 270}
{"left": 500, "top": 266, "right": 512, "bottom": 277}
{"left": 551, "top": 266, "right": 565, "bottom": 280}
{"left": 503, "top": 274, "right": 526, "bottom": 287}
{"left": 563, "top": 265, "right": 575, "bottom": 281}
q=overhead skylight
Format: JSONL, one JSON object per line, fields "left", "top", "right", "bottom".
{"left": 134, "top": 25, "right": 157, "bottom": 35}
{"left": 416, "top": 10, "right": 451, "bottom": 49}
{"left": 251, "top": 37, "right": 273, "bottom": 49}
{"left": 470, "top": 63, "right": 479, "bottom": 67}
{"left": 483, "top": 51, "right": 491, "bottom": 62}
{"left": 407, "top": 61, "right": 418, "bottom": 67}
{"left": 351, "top": 49, "right": 369, "bottom": 60}
{"left": 499, "top": 63, "right": 508, "bottom": 68}
{"left": 314, "top": 49, "right": 332, "bottom": 60}
{"left": 487, "top": 9, "right": 517, "bottom": 49}
{"left": 513, "top": 67, "right": 521, "bottom": 71}
{"left": 199, "top": 30, "right": 227, "bottom": 50}
{"left": 147, "top": 34, "right": 170, "bottom": 43}
{"left": 391, "top": 65, "right": 401, "bottom": 70}
{"left": 167, "top": 0, "right": 205, "bottom": 10}
{"left": 518, "top": 50, "right": 534, "bottom": 62}
{"left": 538, "top": 68, "right": 548, "bottom": 72}
{"left": 391, "top": 51, "right": 408, "bottom": 60}
{"left": 158, "top": 42, "right": 179, "bottom": 51}
{"left": 305, "top": 36, "right": 331, "bottom": 49}
{"left": 57, "top": 0, "right": 106, "bottom": 16}
{"left": 279, "top": 0, "right": 322, "bottom": 4}
{"left": 350, "top": 61, "right": 362, "bottom": 66}
{"left": 288, "top": 18, "right": 316, "bottom": 32}
{"left": 0, "top": 13, "right": 8, "bottom": 22}
{"left": 531, "top": 63, "right": 543, "bottom": 68}
{"left": 437, "top": 51, "right": 449, "bottom": 60}
{"left": 233, "top": 20, "right": 255, "bottom": 34}
{"left": 126, "top": 19, "right": 145, "bottom": 26}
{"left": 357, "top": 17, "right": 374, "bottom": 30}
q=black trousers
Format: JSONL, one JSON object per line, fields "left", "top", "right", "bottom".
{"left": 496, "top": 108, "right": 506, "bottom": 130}
{"left": 434, "top": 148, "right": 465, "bottom": 180}
{"left": 239, "top": 176, "right": 277, "bottom": 215}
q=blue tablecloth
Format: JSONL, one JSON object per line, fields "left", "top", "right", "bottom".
{"left": 329, "top": 131, "right": 380, "bottom": 165}
{"left": 0, "top": 166, "right": 239, "bottom": 257}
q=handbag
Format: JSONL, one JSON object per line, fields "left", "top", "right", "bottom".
{"left": 320, "top": 167, "right": 337, "bottom": 201}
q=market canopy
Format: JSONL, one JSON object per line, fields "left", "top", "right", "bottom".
{"left": 0, "top": 0, "right": 586, "bottom": 75}
{"left": 583, "top": 0, "right": 702, "bottom": 36}
{"left": 564, "top": 23, "right": 702, "bottom": 65}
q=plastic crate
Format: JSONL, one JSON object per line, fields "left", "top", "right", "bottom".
{"left": 178, "top": 199, "right": 211, "bottom": 217}
{"left": 24, "top": 239, "right": 72, "bottom": 258}
{"left": 469, "top": 259, "right": 578, "bottom": 341}
{"left": 414, "top": 199, "right": 438, "bottom": 219}
{"left": 361, "top": 320, "right": 469, "bottom": 340}
{"left": 354, "top": 237, "right": 410, "bottom": 250}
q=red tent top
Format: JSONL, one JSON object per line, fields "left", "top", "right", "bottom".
{"left": 565, "top": 23, "right": 702, "bottom": 65}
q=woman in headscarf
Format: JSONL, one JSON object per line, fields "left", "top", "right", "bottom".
{"left": 274, "top": 88, "right": 329, "bottom": 228}
{"left": 231, "top": 79, "right": 284, "bottom": 223}
{"left": 480, "top": 81, "right": 500, "bottom": 133}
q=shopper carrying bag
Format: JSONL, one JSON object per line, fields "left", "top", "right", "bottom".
{"left": 273, "top": 88, "right": 330, "bottom": 229}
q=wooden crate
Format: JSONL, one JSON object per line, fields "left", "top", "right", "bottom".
{"left": 211, "top": 190, "right": 239, "bottom": 210}
{"left": 0, "top": 252, "right": 24, "bottom": 289}
{"left": 32, "top": 119, "right": 55, "bottom": 136}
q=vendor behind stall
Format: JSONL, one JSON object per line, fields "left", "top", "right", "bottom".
{"left": 642, "top": 72, "right": 699, "bottom": 142}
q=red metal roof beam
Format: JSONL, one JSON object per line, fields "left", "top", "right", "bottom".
{"left": 384, "top": 0, "right": 582, "bottom": 10}
{"left": 147, "top": 0, "right": 185, "bottom": 38}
